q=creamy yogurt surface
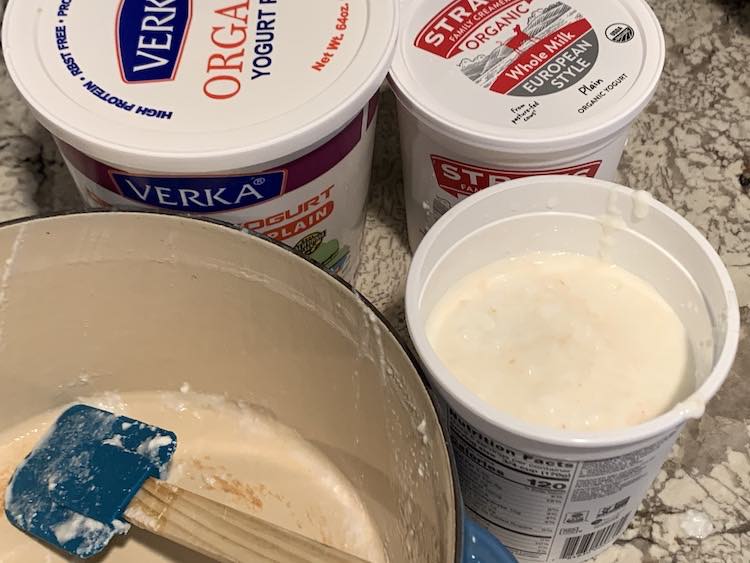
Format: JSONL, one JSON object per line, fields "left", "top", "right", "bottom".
{"left": 426, "top": 252, "right": 694, "bottom": 432}
{"left": 0, "top": 391, "right": 387, "bottom": 563}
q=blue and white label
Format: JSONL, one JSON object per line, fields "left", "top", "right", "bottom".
{"left": 117, "top": 0, "right": 192, "bottom": 83}
{"left": 111, "top": 170, "right": 286, "bottom": 212}
{"left": 21, "top": 0, "right": 381, "bottom": 282}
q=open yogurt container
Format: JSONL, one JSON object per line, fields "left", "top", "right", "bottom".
{"left": 2, "top": 0, "right": 398, "bottom": 281}
{"left": 389, "top": 0, "right": 666, "bottom": 250}
{"left": 406, "top": 176, "right": 740, "bottom": 562}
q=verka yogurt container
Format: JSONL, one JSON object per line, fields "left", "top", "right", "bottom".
{"left": 388, "top": 0, "right": 665, "bottom": 250}
{"left": 2, "top": 0, "right": 398, "bottom": 281}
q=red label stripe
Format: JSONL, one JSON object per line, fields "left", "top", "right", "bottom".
{"left": 431, "top": 155, "right": 602, "bottom": 197}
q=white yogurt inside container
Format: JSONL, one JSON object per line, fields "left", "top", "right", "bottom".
{"left": 425, "top": 251, "right": 697, "bottom": 432}
{"left": 2, "top": 0, "right": 398, "bottom": 281}
{"left": 389, "top": 0, "right": 665, "bottom": 250}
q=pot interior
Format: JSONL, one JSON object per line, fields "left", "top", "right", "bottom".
{"left": 0, "top": 212, "right": 456, "bottom": 562}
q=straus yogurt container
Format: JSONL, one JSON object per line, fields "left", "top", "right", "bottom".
{"left": 388, "top": 0, "right": 665, "bottom": 250}
{"left": 2, "top": 0, "right": 398, "bottom": 281}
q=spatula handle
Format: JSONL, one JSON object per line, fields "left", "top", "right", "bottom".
{"left": 124, "top": 478, "right": 370, "bottom": 563}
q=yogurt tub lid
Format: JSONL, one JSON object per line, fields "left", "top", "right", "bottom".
{"left": 389, "top": 0, "right": 665, "bottom": 154}
{"left": 2, "top": 0, "right": 397, "bottom": 173}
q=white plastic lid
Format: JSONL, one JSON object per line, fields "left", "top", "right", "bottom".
{"left": 2, "top": 0, "right": 397, "bottom": 173}
{"left": 390, "top": 0, "right": 664, "bottom": 154}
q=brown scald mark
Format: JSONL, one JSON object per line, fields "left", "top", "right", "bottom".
{"left": 209, "top": 475, "right": 264, "bottom": 510}
{"left": 188, "top": 457, "right": 283, "bottom": 511}
{"left": 0, "top": 467, "right": 11, "bottom": 502}
{"left": 191, "top": 458, "right": 209, "bottom": 471}
{"left": 303, "top": 508, "right": 333, "bottom": 546}
{"left": 254, "top": 483, "right": 284, "bottom": 503}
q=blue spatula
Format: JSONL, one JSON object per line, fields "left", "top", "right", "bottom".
{"left": 4, "top": 404, "right": 369, "bottom": 562}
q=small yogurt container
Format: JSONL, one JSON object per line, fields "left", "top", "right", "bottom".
{"left": 389, "top": 0, "right": 665, "bottom": 250}
{"left": 2, "top": 0, "right": 398, "bottom": 281}
{"left": 406, "top": 176, "right": 739, "bottom": 562}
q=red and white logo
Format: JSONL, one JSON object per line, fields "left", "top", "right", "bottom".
{"left": 414, "top": 0, "right": 534, "bottom": 59}
{"left": 431, "top": 155, "right": 601, "bottom": 197}
{"left": 415, "top": 0, "right": 598, "bottom": 96}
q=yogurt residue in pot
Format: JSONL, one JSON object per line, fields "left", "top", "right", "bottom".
{"left": 0, "top": 391, "right": 387, "bottom": 563}
{"left": 426, "top": 252, "right": 695, "bottom": 432}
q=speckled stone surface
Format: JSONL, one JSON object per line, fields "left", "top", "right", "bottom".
{"left": 0, "top": 0, "right": 748, "bottom": 561}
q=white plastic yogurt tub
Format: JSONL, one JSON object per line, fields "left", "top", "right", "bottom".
{"left": 1, "top": 0, "right": 398, "bottom": 282}
{"left": 405, "top": 176, "right": 740, "bottom": 563}
{"left": 389, "top": 0, "right": 665, "bottom": 250}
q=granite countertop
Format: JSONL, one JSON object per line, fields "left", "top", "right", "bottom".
{"left": 0, "top": 0, "right": 748, "bottom": 561}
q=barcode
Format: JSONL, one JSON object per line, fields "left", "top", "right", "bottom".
{"left": 559, "top": 513, "right": 631, "bottom": 559}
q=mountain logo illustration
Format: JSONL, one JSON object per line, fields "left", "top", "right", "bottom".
{"left": 294, "top": 231, "right": 350, "bottom": 273}
{"left": 294, "top": 230, "right": 326, "bottom": 256}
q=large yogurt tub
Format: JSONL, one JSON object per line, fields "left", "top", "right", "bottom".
{"left": 389, "top": 0, "right": 665, "bottom": 250}
{"left": 406, "top": 177, "right": 740, "bottom": 562}
{"left": 2, "top": 1, "right": 398, "bottom": 282}
{"left": 0, "top": 212, "right": 516, "bottom": 563}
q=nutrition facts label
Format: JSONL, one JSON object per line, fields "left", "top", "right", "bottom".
{"left": 448, "top": 409, "right": 680, "bottom": 561}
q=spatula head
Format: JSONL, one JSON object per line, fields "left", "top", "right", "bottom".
{"left": 4, "top": 404, "right": 177, "bottom": 558}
